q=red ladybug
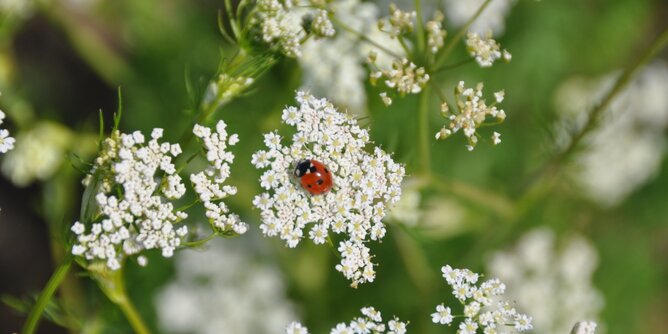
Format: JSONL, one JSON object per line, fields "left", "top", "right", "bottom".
{"left": 294, "top": 159, "right": 334, "bottom": 195}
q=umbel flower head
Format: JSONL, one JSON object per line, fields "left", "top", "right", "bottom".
{"left": 71, "top": 129, "right": 188, "bottom": 270}
{"left": 286, "top": 306, "right": 408, "bottom": 334}
{"left": 435, "top": 81, "right": 507, "bottom": 151}
{"left": 252, "top": 91, "right": 405, "bottom": 287}
{"left": 191, "top": 121, "right": 247, "bottom": 235}
{"left": 432, "top": 265, "right": 534, "bottom": 333}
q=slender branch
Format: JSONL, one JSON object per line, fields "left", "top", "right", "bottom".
{"left": 434, "top": 0, "right": 493, "bottom": 68}
{"left": 330, "top": 16, "right": 403, "bottom": 59}
{"left": 431, "top": 58, "right": 475, "bottom": 74}
{"left": 181, "top": 233, "right": 217, "bottom": 248}
{"left": 417, "top": 86, "right": 431, "bottom": 173}
{"left": 22, "top": 257, "right": 73, "bottom": 334}
{"left": 523, "top": 26, "right": 668, "bottom": 193}
{"left": 91, "top": 266, "right": 151, "bottom": 334}
{"left": 414, "top": 0, "right": 426, "bottom": 55}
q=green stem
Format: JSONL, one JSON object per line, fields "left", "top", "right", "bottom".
{"left": 181, "top": 233, "right": 217, "bottom": 248}
{"left": 417, "top": 86, "right": 431, "bottom": 174}
{"left": 115, "top": 297, "right": 151, "bottom": 334}
{"left": 22, "top": 257, "right": 73, "bottom": 334}
{"left": 90, "top": 265, "right": 151, "bottom": 334}
{"left": 330, "top": 16, "right": 403, "bottom": 59}
{"left": 522, "top": 25, "right": 668, "bottom": 195}
{"left": 414, "top": 0, "right": 426, "bottom": 55}
{"left": 434, "top": 0, "right": 493, "bottom": 68}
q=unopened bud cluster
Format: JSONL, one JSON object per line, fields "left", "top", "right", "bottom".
{"left": 466, "top": 31, "right": 512, "bottom": 67}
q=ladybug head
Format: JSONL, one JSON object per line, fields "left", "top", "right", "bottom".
{"left": 294, "top": 159, "right": 312, "bottom": 178}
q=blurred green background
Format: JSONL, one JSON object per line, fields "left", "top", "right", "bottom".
{"left": 0, "top": 0, "right": 667, "bottom": 333}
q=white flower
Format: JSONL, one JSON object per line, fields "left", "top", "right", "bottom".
{"left": 288, "top": 306, "right": 407, "bottom": 334}
{"left": 156, "top": 239, "right": 298, "bottom": 334}
{"left": 372, "top": 58, "right": 429, "bottom": 96}
{"left": 380, "top": 3, "right": 416, "bottom": 37}
{"left": 426, "top": 12, "right": 446, "bottom": 54}
{"left": 435, "top": 82, "right": 507, "bottom": 150}
{"left": 190, "top": 121, "right": 247, "bottom": 235}
{"left": 431, "top": 304, "right": 453, "bottom": 325}
{"left": 0, "top": 122, "right": 14, "bottom": 153}
{"left": 465, "top": 32, "right": 510, "bottom": 68}
{"left": 71, "top": 129, "right": 188, "bottom": 270}
{"left": 487, "top": 228, "right": 603, "bottom": 334}
{"left": 492, "top": 132, "right": 501, "bottom": 145}
{"left": 286, "top": 322, "right": 309, "bottom": 334}
{"left": 299, "top": 0, "right": 403, "bottom": 111}
{"left": 434, "top": 264, "right": 533, "bottom": 333}
{"left": 252, "top": 91, "right": 405, "bottom": 287}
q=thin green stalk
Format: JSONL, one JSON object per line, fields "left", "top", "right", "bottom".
{"left": 22, "top": 257, "right": 73, "bottom": 334}
{"left": 115, "top": 297, "right": 150, "bottom": 334}
{"left": 330, "top": 16, "right": 403, "bottom": 59}
{"left": 414, "top": 0, "right": 426, "bottom": 55}
{"left": 417, "top": 86, "right": 431, "bottom": 174}
{"left": 181, "top": 233, "right": 217, "bottom": 248}
{"left": 91, "top": 265, "right": 151, "bottom": 334}
{"left": 434, "top": 0, "right": 493, "bottom": 68}
{"left": 523, "top": 25, "right": 668, "bottom": 195}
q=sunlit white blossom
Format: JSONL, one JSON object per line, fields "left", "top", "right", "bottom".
{"left": 0, "top": 110, "right": 15, "bottom": 154}
{"left": 299, "top": 0, "right": 403, "bottom": 111}
{"left": 571, "top": 321, "right": 597, "bottom": 334}
{"left": 72, "top": 128, "right": 188, "bottom": 270}
{"left": 191, "top": 121, "right": 247, "bottom": 235}
{"left": 435, "top": 81, "right": 507, "bottom": 150}
{"left": 252, "top": 91, "right": 404, "bottom": 287}
{"left": 434, "top": 264, "right": 533, "bottom": 333}
{"left": 466, "top": 32, "right": 510, "bottom": 68}
{"left": 287, "top": 306, "right": 407, "bottom": 334}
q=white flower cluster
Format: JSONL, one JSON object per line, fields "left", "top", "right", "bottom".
{"left": 311, "top": 9, "right": 335, "bottom": 38}
{"left": 252, "top": 91, "right": 404, "bottom": 287}
{"left": 0, "top": 110, "right": 15, "bottom": 154}
{"left": 426, "top": 12, "right": 446, "bottom": 54}
{"left": 191, "top": 121, "right": 247, "bottom": 235}
{"left": 71, "top": 129, "right": 188, "bottom": 270}
{"left": 465, "top": 32, "right": 511, "bottom": 68}
{"left": 571, "top": 321, "right": 598, "bottom": 334}
{"left": 253, "top": 0, "right": 335, "bottom": 57}
{"left": 370, "top": 58, "right": 430, "bottom": 103}
{"left": 432, "top": 265, "right": 534, "bottom": 333}
{"left": 488, "top": 228, "right": 604, "bottom": 334}
{"left": 444, "top": 0, "right": 517, "bottom": 36}
{"left": 379, "top": 3, "right": 416, "bottom": 37}
{"left": 299, "top": 0, "right": 403, "bottom": 111}
{"left": 286, "top": 306, "right": 408, "bottom": 334}
{"left": 554, "top": 62, "right": 668, "bottom": 206}
{"left": 435, "top": 81, "right": 506, "bottom": 151}
{"left": 156, "top": 239, "right": 298, "bottom": 334}
{"left": 254, "top": 0, "right": 307, "bottom": 57}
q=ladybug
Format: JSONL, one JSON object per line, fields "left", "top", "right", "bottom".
{"left": 294, "top": 159, "right": 334, "bottom": 195}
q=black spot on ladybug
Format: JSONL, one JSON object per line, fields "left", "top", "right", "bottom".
{"left": 317, "top": 179, "right": 324, "bottom": 185}
{"left": 295, "top": 160, "right": 310, "bottom": 177}
{"left": 324, "top": 168, "right": 329, "bottom": 173}
{"left": 309, "top": 166, "right": 317, "bottom": 173}
{"left": 307, "top": 184, "right": 312, "bottom": 188}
